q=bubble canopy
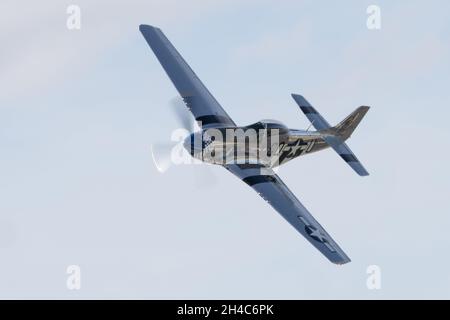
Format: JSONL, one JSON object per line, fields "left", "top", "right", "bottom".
{"left": 244, "top": 119, "right": 289, "bottom": 134}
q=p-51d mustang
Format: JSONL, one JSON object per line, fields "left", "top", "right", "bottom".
{"left": 140, "top": 25, "right": 370, "bottom": 264}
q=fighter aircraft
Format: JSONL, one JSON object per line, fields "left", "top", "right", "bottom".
{"left": 140, "top": 25, "right": 370, "bottom": 264}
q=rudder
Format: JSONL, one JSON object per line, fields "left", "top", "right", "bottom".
{"left": 333, "top": 106, "right": 370, "bottom": 141}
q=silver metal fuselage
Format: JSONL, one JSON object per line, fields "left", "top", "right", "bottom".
{"left": 184, "top": 120, "right": 331, "bottom": 168}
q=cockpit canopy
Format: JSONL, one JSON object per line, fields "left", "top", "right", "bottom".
{"left": 245, "top": 119, "right": 289, "bottom": 131}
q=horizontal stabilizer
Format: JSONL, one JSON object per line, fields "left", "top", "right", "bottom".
{"left": 323, "top": 136, "right": 369, "bottom": 176}
{"left": 291, "top": 93, "right": 369, "bottom": 176}
{"left": 291, "top": 94, "right": 331, "bottom": 131}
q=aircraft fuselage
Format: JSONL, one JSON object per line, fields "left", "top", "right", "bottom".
{"left": 184, "top": 120, "right": 330, "bottom": 168}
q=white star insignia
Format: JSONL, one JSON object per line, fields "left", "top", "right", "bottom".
{"left": 309, "top": 227, "right": 327, "bottom": 243}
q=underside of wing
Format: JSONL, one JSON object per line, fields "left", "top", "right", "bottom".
{"left": 140, "top": 25, "right": 236, "bottom": 129}
{"left": 225, "top": 164, "right": 351, "bottom": 265}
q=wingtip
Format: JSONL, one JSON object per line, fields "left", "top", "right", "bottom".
{"left": 358, "top": 168, "right": 370, "bottom": 176}
{"left": 291, "top": 94, "right": 312, "bottom": 108}
{"left": 329, "top": 258, "right": 351, "bottom": 265}
{"left": 139, "top": 24, "right": 160, "bottom": 32}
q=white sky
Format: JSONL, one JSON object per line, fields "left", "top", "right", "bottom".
{"left": 0, "top": 0, "right": 449, "bottom": 298}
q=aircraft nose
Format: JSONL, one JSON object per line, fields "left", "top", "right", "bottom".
{"left": 183, "top": 133, "right": 202, "bottom": 156}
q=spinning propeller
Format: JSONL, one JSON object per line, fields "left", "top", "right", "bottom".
{"left": 150, "top": 98, "right": 217, "bottom": 187}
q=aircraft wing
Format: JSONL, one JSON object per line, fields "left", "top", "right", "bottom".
{"left": 140, "top": 25, "right": 236, "bottom": 129}
{"left": 225, "top": 164, "right": 351, "bottom": 264}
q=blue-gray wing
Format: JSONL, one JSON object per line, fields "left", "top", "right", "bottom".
{"left": 140, "top": 25, "right": 236, "bottom": 129}
{"left": 225, "top": 164, "right": 351, "bottom": 264}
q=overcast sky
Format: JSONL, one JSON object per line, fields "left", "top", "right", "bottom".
{"left": 0, "top": 0, "right": 449, "bottom": 299}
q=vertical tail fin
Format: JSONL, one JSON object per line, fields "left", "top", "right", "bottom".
{"left": 333, "top": 106, "right": 370, "bottom": 141}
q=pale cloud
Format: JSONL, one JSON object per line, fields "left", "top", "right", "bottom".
{"left": 1, "top": 0, "right": 450, "bottom": 299}
{"left": 326, "top": 2, "right": 450, "bottom": 99}
{"left": 231, "top": 20, "right": 313, "bottom": 65}
{"left": 0, "top": 0, "right": 243, "bottom": 102}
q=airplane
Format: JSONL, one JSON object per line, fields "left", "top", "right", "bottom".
{"left": 139, "top": 24, "right": 370, "bottom": 265}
